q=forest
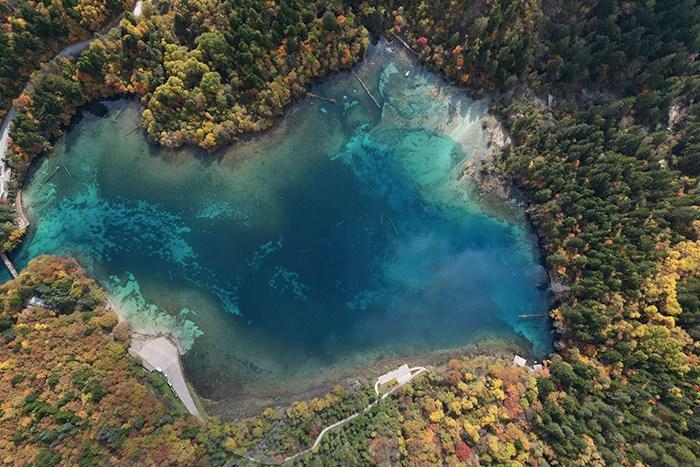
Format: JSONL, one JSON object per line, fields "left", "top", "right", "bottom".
{"left": 0, "top": 256, "right": 550, "bottom": 465}
{"left": 7, "top": 0, "right": 368, "bottom": 162}
{"left": 0, "top": 0, "right": 133, "bottom": 121}
{"left": 1, "top": 0, "right": 700, "bottom": 465}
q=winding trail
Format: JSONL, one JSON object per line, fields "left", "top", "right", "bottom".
{"left": 238, "top": 366, "right": 428, "bottom": 465}
{"left": 281, "top": 366, "right": 427, "bottom": 463}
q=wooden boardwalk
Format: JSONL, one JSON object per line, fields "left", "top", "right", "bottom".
{"left": 1, "top": 252, "right": 17, "bottom": 278}
{"left": 15, "top": 190, "right": 29, "bottom": 229}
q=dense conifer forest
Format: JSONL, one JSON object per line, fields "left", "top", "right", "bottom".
{"left": 1, "top": 0, "right": 699, "bottom": 465}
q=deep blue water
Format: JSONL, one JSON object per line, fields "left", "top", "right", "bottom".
{"left": 12, "top": 42, "right": 551, "bottom": 405}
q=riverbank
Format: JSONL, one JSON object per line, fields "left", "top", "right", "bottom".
{"left": 105, "top": 266, "right": 535, "bottom": 426}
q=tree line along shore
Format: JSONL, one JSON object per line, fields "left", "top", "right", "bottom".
{"left": 1, "top": 0, "right": 699, "bottom": 465}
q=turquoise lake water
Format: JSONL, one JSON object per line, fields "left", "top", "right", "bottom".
{"left": 12, "top": 42, "right": 551, "bottom": 407}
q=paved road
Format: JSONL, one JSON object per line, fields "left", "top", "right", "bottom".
{"left": 57, "top": 39, "right": 94, "bottom": 58}
{"left": 0, "top": 34, "right": 92, "bottom": 201}
{"left": 0, "top": 106, "right": 16, "bottom": 201}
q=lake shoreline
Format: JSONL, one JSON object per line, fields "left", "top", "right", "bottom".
{"left": 202, "top": 333, "right": 538, "bottom": 420}
{"left": 14, "top": 41, "right": 555, "bottom": 423}
{"left": 105, "top": 277, "right": 539, "bottom": 422}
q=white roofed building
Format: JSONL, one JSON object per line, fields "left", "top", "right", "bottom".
{"left": 377, "top": 364, "right": 412, "bottom": 386}
{"left": 513, "top": 355, "right": 527, "bottom": 367}
{"left": 375, "top": 364, "right": 427, "bottom": 397}
{"left": 28, "top": 296, "right": 48, "bottom": 308}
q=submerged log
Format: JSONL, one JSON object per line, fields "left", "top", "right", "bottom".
{"left": 351, "top": 70, "right": 381, "bottom": 109}
{"left": 306, "top": 92, "right": 337, "bottom": 104}
{"left": 390, "top": 219, "right": 399, "bottom": 236}
{"left": 518, "top": 313, "right": 548, "bottom": 319}
{"left": 111, "top": 106, "right": 126, "bottom": 122}
{"left": 391, "top": 32, "right": 418, "bottom": 56}
{"left": 44, "top": 166, "right": 62, "bottom": 184}
{"left": 126, "top": 123, "right": 143, "bottom": 136}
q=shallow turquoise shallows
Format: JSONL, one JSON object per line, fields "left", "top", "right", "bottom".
{"left": 14, "top": 41, "right": 551, "bottom": 407}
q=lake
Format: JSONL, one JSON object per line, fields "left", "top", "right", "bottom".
{"left": 12, "top": 41, "right": 551, "bottom": 412}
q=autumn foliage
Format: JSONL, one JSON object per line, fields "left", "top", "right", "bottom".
{"left": 0, "top": 0, "right": 133, "bottom": 121}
